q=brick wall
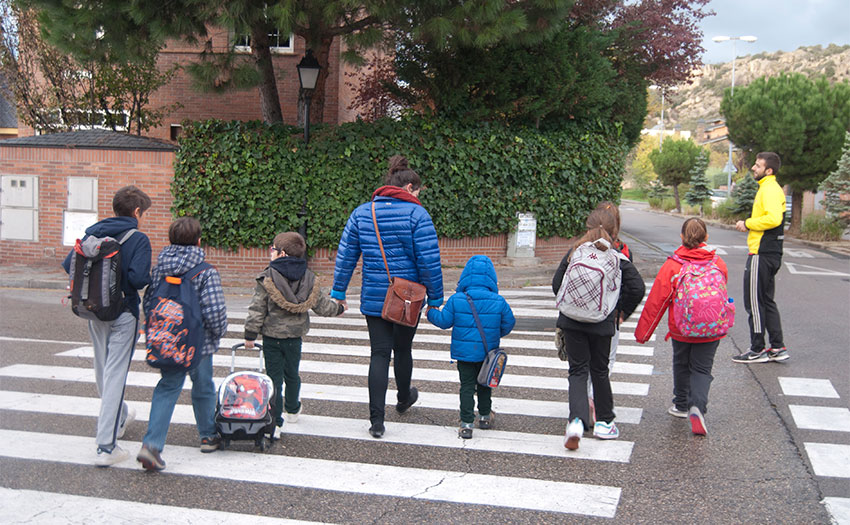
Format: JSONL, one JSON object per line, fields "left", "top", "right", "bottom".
{"left": 1, "top": 144, "right": 573, "bottom": 274}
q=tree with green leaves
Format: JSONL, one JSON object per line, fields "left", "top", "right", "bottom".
{"left": 649, "top": 138, "right": 705, "bottom": 211}
{"left": 684, "top": 150, "right": 711, "bottom": 211}
{"left": 731, "top": 172, "right": 759, "bottom": 215}
{"left": 720, "top": 72, "right": 850, "bottom": 235}
{"left": 819, "top": 131, "right": 850, "bottom": 227}
{"left": 23, "top": 0, "right": 574, "bottom": 126}
{"left": 0, "top": 2, "right": 179, "bottom": 134}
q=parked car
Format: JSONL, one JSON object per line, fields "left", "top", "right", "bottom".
{"left": 710, "top": 189, "right": 729, "bottom": 208}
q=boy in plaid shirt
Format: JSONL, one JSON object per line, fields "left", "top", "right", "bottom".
{"left": 137, "top": 217, "right": 227, "bottom": 471}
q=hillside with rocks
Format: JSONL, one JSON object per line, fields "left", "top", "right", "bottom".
{"left": 652, "top": 44, "right": 850, "bottom": 131}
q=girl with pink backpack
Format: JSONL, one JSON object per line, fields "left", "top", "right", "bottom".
{"left": 635, "top": 218, "right": 734, "bottom": 436}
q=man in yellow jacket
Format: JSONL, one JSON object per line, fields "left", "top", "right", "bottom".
{"left": 732, "top": 152, "right": 789, "bottom": 364}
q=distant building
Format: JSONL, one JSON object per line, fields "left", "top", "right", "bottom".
{"left": 696, "top": 118, "right": 729, "bottom": 145}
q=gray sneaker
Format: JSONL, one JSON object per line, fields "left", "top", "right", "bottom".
{"left": 137, "top": 444, "right": 166, "bottom": 471}
{"left": 200, "top": 436, "right": 221, "bottom": 453}
{"left": 94, "top": 445, "right": 129, "bottom": 467}
{"left": 732, "top": 349, "right": 769, "bottom": 364}
{"left": 667, "top": 406, "right": 688, "bottom": 418}
{"left": 459, "top": 422, "right": 474, "bottom": 439}
{"left": 767, "top": 347, "right": 789, "bottom": 362}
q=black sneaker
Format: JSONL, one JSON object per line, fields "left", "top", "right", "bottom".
{"left": 369, "top": 422, "right": 385, "bottom": 439}
{"left": 768, "top": 347, "right": 789, "bottom": 362}
{"left": 136, "top": 444, "right": 165, "bottom": 471}
{"left": 478, "top": 412, "right": 494, "bottom": 430}
{"left": 396, "top": 387, "right": 419, "bottom": 414}
{"left": 732, "top": 349, "right": 769, "bottom": 364}
{"left": 459, "top": 423, "right": 473, "bottom": 439}
{"left": 200, "top": 436, "right": 221, "bottom": 453}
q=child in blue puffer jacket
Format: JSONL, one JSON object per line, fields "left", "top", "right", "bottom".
{"left": 427, "top": 255, "right": 515, "bottom": 439}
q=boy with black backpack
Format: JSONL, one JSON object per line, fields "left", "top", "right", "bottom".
{"left": 136, "top": 217, "right": 227, "bottom": 471}
{"left": 63, "top": 185, "right": 152, "bottom": 467}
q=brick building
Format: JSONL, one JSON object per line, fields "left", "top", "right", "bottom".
{"left": 0, "top": 130, "right": 573, "bottom": 276}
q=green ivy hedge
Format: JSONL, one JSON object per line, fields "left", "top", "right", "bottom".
{"left": 172, "top": 116, "right": 629, "bottom": 251}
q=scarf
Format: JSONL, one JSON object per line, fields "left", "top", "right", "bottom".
{"left": 371, "top": 185, "right": 421, "bottom": 205}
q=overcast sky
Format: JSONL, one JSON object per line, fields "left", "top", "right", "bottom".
{"left": 699, "top": 0, "right": 850, "bottom": 64}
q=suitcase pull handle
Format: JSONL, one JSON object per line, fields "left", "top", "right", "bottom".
{"left": 230, "top": 343, "right": 264, "bottom": 374}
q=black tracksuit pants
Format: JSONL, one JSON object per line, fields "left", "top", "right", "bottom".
{"left": 743, "top": 253, "right": 784, "bottom": 352}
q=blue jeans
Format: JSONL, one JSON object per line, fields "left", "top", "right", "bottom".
{"left": 143, "top": 354, "right": 217, "bottom": 451}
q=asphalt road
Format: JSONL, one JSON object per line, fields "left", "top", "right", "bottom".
{"left": 0, "top": 202, "right": 848, "bottom": 523}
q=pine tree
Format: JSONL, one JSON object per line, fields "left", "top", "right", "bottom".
{"left": 819, "top": 131, "right": 850, "bottom": 227}
{"left": 685, "top": 150, "right": 712, "bottom": 210}
{"left": 732, "top": 174, "right": 759, "bottom": 215}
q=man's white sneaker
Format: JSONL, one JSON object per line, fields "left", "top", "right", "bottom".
{"left": 116, "top": 405, "right": 136, "bottom": 439}
{"left": 95, "top": 445, "right": 129, "bottom": 467}
{"left": 273, "top": 425, "right": 282, "bottom": 440}
{"left": 564, "top": 418, "right": 584, "bottom": 450}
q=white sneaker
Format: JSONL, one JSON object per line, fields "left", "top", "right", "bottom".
{"left": 284, "top": 406, "right": 302, "bottom": 424}
{"left": 273, "top": 425, "right": 282, "bottom": 440}
{"left": 564, "top": 418, "right": 583, "bottom": 450}
{"left": 95, "top": 445, "right": 129, "bottom": 467}
{"left": 593, "top": 421, "right": 620, "bottom": 440}
{"left": 116, "top": 405, "right": 136, "bottom": 439}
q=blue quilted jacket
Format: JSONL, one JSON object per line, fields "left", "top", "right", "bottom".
{"left": 427, "top": 255, "right": 515, "bottom": 362}
{"left": 331, "top": 195, "right": 444, "bottom": 316}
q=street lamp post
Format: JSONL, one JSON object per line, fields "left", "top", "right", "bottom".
{"left": 296, "top": 49, "right": 321, "bottom": 240}
{"left": 713, "top": 35, "right": 757, "bottom": 197}
{"left": 297, "top": 49, "right": 321, "bottom": 144}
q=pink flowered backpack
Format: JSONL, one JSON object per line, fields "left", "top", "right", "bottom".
{"left": 670, "top": 254, "right": 735, "bottom": 338}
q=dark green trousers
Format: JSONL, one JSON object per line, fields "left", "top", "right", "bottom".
{"left": 457, "top": 360, "right": 492, "bottom": 424}
{"left": 262, "top": 336, "right": 302, "bottom": 427}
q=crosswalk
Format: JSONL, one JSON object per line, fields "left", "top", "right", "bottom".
{"left": 780, "top": 376, "right": 850, "bottom": 524}
{"left": 0, "top": 286, "right": 656, "bottom": 521}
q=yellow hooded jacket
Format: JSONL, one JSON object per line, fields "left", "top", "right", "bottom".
{"left": 745, "top": 175, "right": 786, "bottom": 255}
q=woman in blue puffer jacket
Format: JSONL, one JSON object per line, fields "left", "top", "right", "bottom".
{"left": 427, "top": 255, "right": 515, "bottom": 439}
{"left": 331, "top": 155, "right": 444, "bottom": 439}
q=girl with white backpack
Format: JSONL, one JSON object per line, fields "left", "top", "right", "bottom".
{"left": 553, "top": 209, "right": 645, "bottom": 450}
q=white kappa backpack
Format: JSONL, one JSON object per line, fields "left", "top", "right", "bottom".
{"left": 555, "top": 238, "right": 624, "bottom": 323}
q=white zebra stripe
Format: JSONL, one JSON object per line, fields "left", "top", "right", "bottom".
{"left": 47, "top": 351, "right": 651, "bottom": 396}
{"left": 0, "top": 390, "right": 634, "bottom": 463}
{"left": 0, "top": 488, "right": 328, "bottom": 525}
{"left": 0, "top": 429, "right": 622, "bottom": 518}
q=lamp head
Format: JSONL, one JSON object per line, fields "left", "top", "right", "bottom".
{"left": 297, "top": 49, "right": 321, "bottom": 91}
{"left": 712, "top": 36, "right": 730, "bottom": 42}
{"left": 740, "top": 35, "right": 758, "bottom": 42}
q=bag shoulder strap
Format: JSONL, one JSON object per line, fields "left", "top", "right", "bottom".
{"left": 463, "top": 292, "right": 489, "bottom": 352}
{"left": 118, "top": 229, "right": 138, "bottom": 244}
{"left": 371, "top": 201, "right": 392, "bottom": 284}
{"left": 185, "top": 261, "right": 212, "bottom": 280}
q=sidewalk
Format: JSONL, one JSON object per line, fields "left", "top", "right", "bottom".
{"left": 0, "top": 259, "right": 563, "bottom": 296}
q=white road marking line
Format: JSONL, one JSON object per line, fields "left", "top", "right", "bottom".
{"left": 804, "top": 443, "right": 850, "bottom": 478}
{"left": 789, "top": 405, "right": 850, "bottom": 433}
{"left": 1, "top": 362, "right": 644, "bottom": 424}
{"left": 784, "top": 262, "right": 850, "bottom": 276}
{"left": 0, "top": 488, "right": 327, "bottom": 525}
{"left": 823, "top": 497, "right": 850, "bottom": 525}
{"left": 778, "top": 377, "right": 840, "bottom": 399}
{"left": 208, "top": 339, "right": 655, "bottom": 376}
{"left": 0, "top": 429, "right": 623, "bottom": 518}
{"left": 0, "top": 335, "right": 89, "bottom": 345}
{"left": 278, "top": 328, "right": 654, "bottom": 347}
{"left": 47, "top": 351, "right": 651, "bottom": 396}
{"left": 0, "top": 391, "right": 634, "bottom": 463}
